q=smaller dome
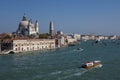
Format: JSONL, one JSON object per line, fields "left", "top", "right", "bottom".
{"left": 19, "top": 21, "right": 29, "bottom": 27}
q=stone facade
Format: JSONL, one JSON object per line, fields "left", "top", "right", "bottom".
{"left": 13, "top": 39, "right": 55, "bottom": 53}
{"left": 1, "top": 39, "right": 55, "bottom": 53}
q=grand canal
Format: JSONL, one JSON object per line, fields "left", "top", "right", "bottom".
{"left": 0, "top": 40, "right": 120, "bottom": 80}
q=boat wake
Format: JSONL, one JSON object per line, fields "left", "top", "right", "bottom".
{"left": 51, "top": 71, "right": 62, "bottom": 75}
{"left": 73, "top": 48, "right": 84, "bottom": 52}
{"left": 49, "top": 68, "right": 87, "bottom": 80}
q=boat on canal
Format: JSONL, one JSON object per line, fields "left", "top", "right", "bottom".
{"left": 81, "top": 60, "right": 102, "bottom": 69}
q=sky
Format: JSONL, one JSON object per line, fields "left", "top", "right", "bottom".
{"left": 0, "top": 0, "right": 120, "bottom": 35}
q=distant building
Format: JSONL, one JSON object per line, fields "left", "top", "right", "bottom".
{"left": 81, "top": 35, "right": 90, "bottom": 41}
{"left": 16, "top": 15, "right": 39, "bottom": 36}
{"left": 96, "top": 35, "right": 105, "bottom": 40}
{"left": 104, "top": 36, "right": 109, "bottom": 40}
{"left": 66, "top": 35, "right": 77, "bottom": 44}
{"left": 57, "top": 30, "right": 63, "bottom": 35}
{"left": 67, "top": 38, "right": 77, "bottom": 43}
{"left": 109, "top": 35, "right": 117, "bottom": 40}
{"left": 54, "top": 30, "right": 67, "bottom": 48}
{"left": 89, "top": 35, "right": 96, "bottom": 40}
{"left": 73, "top": 34, "right": 81, "bottom": 41}
{"left": 56, "top": 36, "right": 67, "bottom": 47}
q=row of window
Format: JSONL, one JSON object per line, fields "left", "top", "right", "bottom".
{"left": 15, "top": 46, "right": 55, "bottom": 51}
{"left": 14, "top": 42, "right": 54, "bottom": 47}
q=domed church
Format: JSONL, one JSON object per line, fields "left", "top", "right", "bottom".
{"left": 16, "top": 15, "right": 39, "bottom": 36}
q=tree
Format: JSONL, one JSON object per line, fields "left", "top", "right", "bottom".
{"left": 39, "top": 33, "right": 49, "bottom": 39}
{"left": 3, "top": 35, "right": 12, "bottom": 39}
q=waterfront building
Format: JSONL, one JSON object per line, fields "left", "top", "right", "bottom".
{"left": 60, "top": 36, "right": 65, "bottom": 46}
{"left": 1, "top": 39, "right": 55, "bottom": 53}
{"left": 66, "top": 35, "right": 77, "bottom": 43}
{"left": 55, "top": 31, "right": 67, "bottom": 48}
{"left": 81, "top": 35, "right": 108, "bottom": 41}
{"left": 1, "top": 39, "right": 13, "bottom": 52}
{"left": 89, "top": 35, "right": 96, "bottom": 40}
{"left": 104, "top": 36, "right": 109, "bottom": 40}
{"left": 16, "top": 15, "right": 39, "bottom": 36}
{"left": 96, "top": 35, "right": 105, "bottom": 40}
{"left": 67, "top": 38, "right": 77, "bottom": 43}
{"left": 73, "top": 34, "right": 81, "bottom": 41}
{"left": 55, "top": 36, "right": 67, "bottom": 48}
{"left": 109, "top": 35, "right": 117, "bottom": 40}
{"left": 81, "top": 35, "right": 90, "bottom": 41}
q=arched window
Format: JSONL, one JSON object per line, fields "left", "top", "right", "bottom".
{"left": 37, "top": 47, "right": 39, "bottom": 49}
{"left": 22, "top": 48, "right": 24, "bottom": 51}
{"left": 27, "top": 47, "right": 29, "bottom": 51}
{"left": 15, "top": 48, "right": 17, "bottom": 51}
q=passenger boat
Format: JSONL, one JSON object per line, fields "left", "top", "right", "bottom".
{"left": 81, "top": 60, "right": 102, "bottom": 69}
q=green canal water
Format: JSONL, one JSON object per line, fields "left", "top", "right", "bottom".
{"left": 0, "top": 40, "right": 120, "bottom": 80}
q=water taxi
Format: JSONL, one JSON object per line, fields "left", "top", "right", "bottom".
{"left": 81, "top": 60, "right": 102, "bottom": 69}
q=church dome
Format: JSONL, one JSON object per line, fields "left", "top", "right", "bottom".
{"left": 19, "top": 15, "right": 29, "bottom": 28}
{"left": 19, "top": 21, "right": 29, "bottom": 27}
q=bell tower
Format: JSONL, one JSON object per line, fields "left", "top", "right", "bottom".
{"left": 35, "top": 20, "right": 39, "bottom": 34}
{"left": 49, "top": 21, "right": 55, "bottom": 37}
